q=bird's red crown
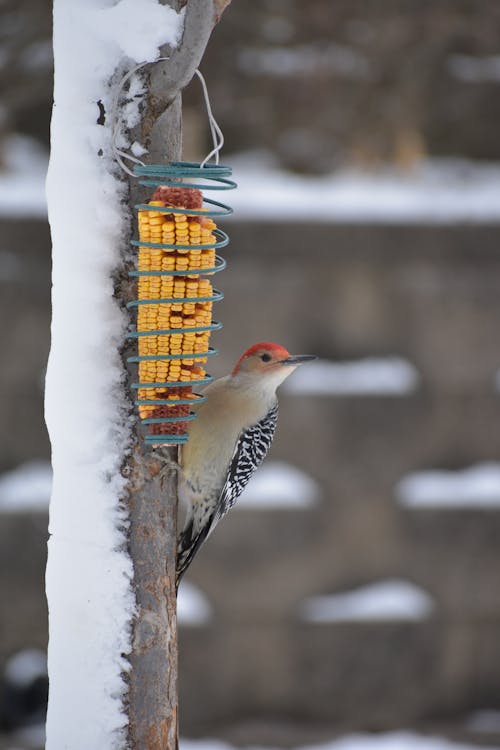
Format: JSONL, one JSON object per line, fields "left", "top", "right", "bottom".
{"left": 232, "top": 342, "right": 291, "bottom": 375}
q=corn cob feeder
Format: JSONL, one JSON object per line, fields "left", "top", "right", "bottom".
{"left": 127, "top": 161, "right": 235, "bottom": 446}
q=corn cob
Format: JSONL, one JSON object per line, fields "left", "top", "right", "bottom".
{"left": 136, "top": 186, "right": 218, "bottom": 438}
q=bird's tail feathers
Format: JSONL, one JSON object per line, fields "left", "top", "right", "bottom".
{"left": 176, "top": 516, "right": 213, "bottom": 591}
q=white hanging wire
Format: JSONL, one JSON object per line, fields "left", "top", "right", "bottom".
{"left": 111, "top": 59, "right": 223, "bottom": 177}
{"left": 195, "top": 69, "right": 224, "bottom": 167}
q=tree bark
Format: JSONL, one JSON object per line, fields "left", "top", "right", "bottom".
{"left": 123, "top": 2, "right": 231, "bottom": 748}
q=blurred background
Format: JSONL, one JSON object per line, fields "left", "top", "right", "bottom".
{"left": 1, "top": 1, "right": 500, "bottom": 749}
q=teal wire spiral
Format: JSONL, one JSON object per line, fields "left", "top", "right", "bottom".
{"left": 127, "top": 161, "right": 236, "bottom": 446}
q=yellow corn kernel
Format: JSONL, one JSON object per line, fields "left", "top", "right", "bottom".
{"left": 134, "top": 193, "right": 221, "bottom": 431}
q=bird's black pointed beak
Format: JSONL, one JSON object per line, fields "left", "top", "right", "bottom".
{"left": 280, "top": 354, "right": 318, "bottom": 366}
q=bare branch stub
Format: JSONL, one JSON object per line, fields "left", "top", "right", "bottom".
{"left": 147, "top": 0, "right": 229, "bottom": 162}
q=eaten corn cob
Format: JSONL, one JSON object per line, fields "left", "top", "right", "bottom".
{"left": 136, "top": 185, "right": 218, "bottom": 438}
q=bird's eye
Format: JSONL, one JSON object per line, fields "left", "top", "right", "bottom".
{"left": 261, "top": 353, "right": 272, "bottom": 362}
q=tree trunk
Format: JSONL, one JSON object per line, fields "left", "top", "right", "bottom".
{"left": 123, "top": 2, "right": 231, "bottom": 748}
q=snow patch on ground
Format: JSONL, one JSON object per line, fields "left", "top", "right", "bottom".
{"left": 237, "top": 460, "right": 320, "bottom": 509}
{"left": 448, "top": 54, "right": 500, "bottom": 83}
{"left": 0, "top": 461, "right": 51, "bottom": 512}
{"left": 177, "top": 582, "right": 212, "bottom": 626}
{"left": 238, "top": 42, "right": 371, "bottom": 79}
{"left": 0, "top": 135, "right": 48, "bottom": 218}
{"left": 8, "top": 722, "right": 47, "bottom": 749}
{"left": 299, "top": 580, "right": 435, "bottom": 623}
{"left": 181, "top": 732, "right": 494, "bottom": 750}
{"left": 4, "top": 729, "right": 492, "bottom": 750}
{"left": 5, "top": 143, "right": 500, "bottom": 226}
{"left": 0, "top": 250, "right": 23, "bottom": 281}
{"left": 229, "top": 151, "right": 500, "bottom": 224}
{"left": 44, "top": 2, "right": 185, "bottom": 749}
{"left": 396, "top": 464, "right": 500, "bottom": 509}
{"left": 4, "top": 649, "right": 47, "bottom": 688}
{"left": 21, "top": 39, "right": 54, "bottom": 72}
{"left": 284, "top": 358, "right": 419, "bottom": 396}
{"left": 493, "top": 369, "right": 500, "bottom": 392}
{"left": 466, "top": 709, "right": 500, "bottom": 734}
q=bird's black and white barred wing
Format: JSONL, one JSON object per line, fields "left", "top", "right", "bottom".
{"left": 176, "top": 402, "right": 278, "bottom": 587}
{"left": 211, "top": 402, "right": 279, "bottom": 528}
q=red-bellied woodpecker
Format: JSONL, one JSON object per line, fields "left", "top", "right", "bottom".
{"left": 176, "top": 342, "right": 317, "bottom": 585}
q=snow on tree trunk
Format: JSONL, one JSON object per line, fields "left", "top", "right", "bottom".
{"left": 46, "top": 0, "right": 231, "bottom": 746}
{"left": 45, "top": 2, "right": 184, "bottom": 748}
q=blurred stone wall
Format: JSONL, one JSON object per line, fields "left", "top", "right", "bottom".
{"left": 0, "top": 222, "right": 50, "bottom": 471}
{"left": 0, "top": 1, "right": 52, "bottom": 159}
{"left": 2, "top": 0, "right": 500, "bottom": 743}
{"left": 179, "top": 222, "right": 500, "bottom": 738}
{"left": 3, "top": 2, "right": 500, "bottom": 169}
{"left": 196, "top": 0, "right": 500, "bottom": 170}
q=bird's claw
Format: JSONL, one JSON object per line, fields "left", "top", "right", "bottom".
{"left": 152, "top": 448, "right": 182, "bottom": 483}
